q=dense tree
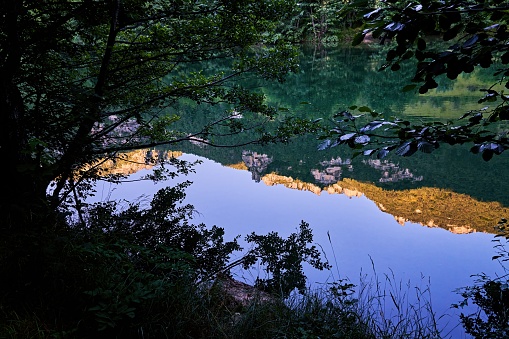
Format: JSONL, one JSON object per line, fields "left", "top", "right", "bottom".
{"left": 0, "top": 0, "right": 309, "bottom": 229}
{"left": 320, "top": 0, "right": 509, "bottom": 162}
{"left": 0, "top": 2, "right": 337, "bottom": 335}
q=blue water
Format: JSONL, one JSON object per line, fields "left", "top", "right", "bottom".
{"left": 92, "top": 153, "right": 505, "bottom": 338}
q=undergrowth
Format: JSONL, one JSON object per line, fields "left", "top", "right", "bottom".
{"left": 0, "top": 184, "right": 466, "bottom": 338}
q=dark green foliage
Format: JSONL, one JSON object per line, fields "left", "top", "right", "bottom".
{"left": 243, "top": 221, "right": 331, "bottom": 297}
{"left": 0, "top": 178, "right": 335, "bottom": 337}
{"left": 456, "top": 278, "right": 509, "bottom": 339}
{"left": 452, "top": 219, "right": 509, "bottom": 338}
{"left": 0, "top": 0, "right": 304, "bottom": 228}
{"left": 323, "top": 0, "right": 509, "bottom": 160}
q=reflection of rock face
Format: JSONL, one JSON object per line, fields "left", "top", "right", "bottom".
{"left": 230, "top": 160, "right": 503, "bottom": 234}
{"left": 311, "top": 157, "right": 353, "bottom": 184}
{"left": 393, "top": 215, "right": 475, "bottom": 234}
{"left": 96, "top": 149, "right": 182, "bottom": 176}
{"left": 337, "top": 178, "right": 508, "bottom": 235}
{"left": 311, "top": 167, "right": 342, "bottom": 185}
{"left": 262, "top": 173, "right": 323, "bottom": 195}
{"left": 261, "top": 173, "right": 364, "bottom": 198}
{"left": 363, "top": 159, "right": 423, "bottom": 183}
{"left": 242, "top": 151, "right": 273, "bottom": 182}
{"left": 226, "top": 162, "right": 249, "bottom": 171}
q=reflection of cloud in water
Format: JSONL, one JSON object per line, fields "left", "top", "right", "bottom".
{"left": 363, "top": 159, "right": 423, "bottom": 183}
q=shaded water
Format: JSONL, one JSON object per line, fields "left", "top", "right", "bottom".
{"left": 93, "top": 45, "right": 509, "bottom": 338}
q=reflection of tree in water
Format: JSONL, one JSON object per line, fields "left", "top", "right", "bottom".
{"left": 363, "top": 159, "right": 423, "bottom": 183}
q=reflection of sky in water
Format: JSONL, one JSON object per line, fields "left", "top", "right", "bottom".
{"left": 92, "top": 153, "right": 502, "bottom": 338}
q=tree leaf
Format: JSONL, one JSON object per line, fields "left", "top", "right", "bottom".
{"left": 340, "top": 133, "right": 357, "bottom": 141}
{"left": 417, "top": 140, "right": 436, "bottom": 153}
{"left": 377, "top": 149, "right": 390, "bottom": 159}
{"left": 317, "top": 139, "right": 331, "bottom": 151}
{"left": 463, "top": 34, "right": 479, "bottom": 48}
{"left": 402, "top": 84, "right": 417, "bottom": 92}
{"left": 360, "top": 121, "right": 384, "bottom": 133}
{"left": 395, "top": 141, "right": 418, "bottom": 157}
{"left": 354, "top": 135, "right": 370, "bottom": 144}
{"left": 352, "top": 33, "right": 365, "bottom": 46}
{"left": 482, "top": 149, "right": 494, "bottom": 161}
{"left": 363, "top": 8, "right": 383, "bottom": 20}
{"left": 417, "top": 38, "right": 426, "bottom": 51}
{"left": 357, "top": 106, "right": 372, "bottom": 112}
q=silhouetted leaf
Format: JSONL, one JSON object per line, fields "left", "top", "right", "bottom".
{"left": 459, "top": 112, "right": 471, "bottom": 120}
{"left": 402, "top": 84, "right": 417, "bottom": 92}
{"left": 482, "top": 149, "right": 494, "bottom": 161}
{"left": 358, "top": 106, "right": 372, "bottom": 112}
{"left": 352, "top": 33, "right": 365, "bottom": 46}
{"left": 417, "top": 38, "right": 426, "bottom": 51}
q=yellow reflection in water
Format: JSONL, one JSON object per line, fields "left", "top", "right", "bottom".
{"left": 259, "top": 173, "right": 507, "bottom": 235}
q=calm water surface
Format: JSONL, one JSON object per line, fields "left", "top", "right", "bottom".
{"left": 93, "top": 45, "right": 509, "bottom": 338}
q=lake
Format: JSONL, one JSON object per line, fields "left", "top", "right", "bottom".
{"left": 92, "top": 45, "right": 509, "bottom": 338}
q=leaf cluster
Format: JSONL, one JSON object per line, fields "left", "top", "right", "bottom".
{"left": 320, "top": 0, "right": 509, "bottom": 161}
{"left": 243, "top": 221, "right": 331, "bottom": 297}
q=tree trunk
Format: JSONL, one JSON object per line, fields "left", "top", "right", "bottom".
{"left": 0, "top": 1, "right": 51, "bottom": 230}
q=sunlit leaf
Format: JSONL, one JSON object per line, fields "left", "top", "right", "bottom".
{"left": 340, "top": 133, "right": 356, "bottom": 141}
{"left": 377, "top": 149, "right": 390, "bottom": 159}
{"left": 385, "top": 22, "right": 405, "bottom": 32}
{"left": 417, "top": 140, "right": 436, "bottom": 153}
{"left": 317, "top": 139, "right": 331, "bottom": 151}
{"left": 354, "top": 135, "right": 370, "bottom": 144}
{"left": 360, "top": 121, "right": 384, "bottom": 133}
{"left": 363, "top": 8, "right": 383, "bottom": 20}
{"left": 395, "top": 141, "right": 418, "bottom": 157}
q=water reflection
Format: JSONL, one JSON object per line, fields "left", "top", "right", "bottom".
{"left": 362, "top": 159, "right": 423, "bottom": 183}
{"left": 90, "top": 44, "right": 509, "bottom": 338}
{"left": 92, "top": 152, "right": 503, "bottom": 339}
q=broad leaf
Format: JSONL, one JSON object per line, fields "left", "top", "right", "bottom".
{"left": 340, "top": 133, "right": 357, "bottom": 141}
